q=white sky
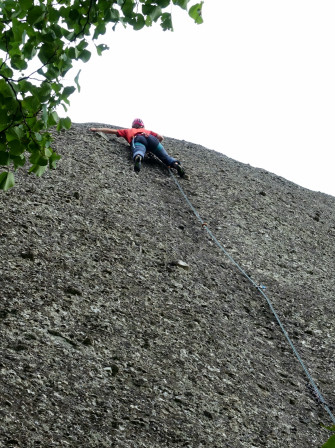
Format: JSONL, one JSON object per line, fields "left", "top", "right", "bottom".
{"left": 61, "top": 1, "right": 335, "bottom": 197}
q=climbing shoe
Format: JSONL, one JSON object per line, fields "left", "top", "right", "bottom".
{"left": 170, "top": 161, "right": 185, "bottom": 177}
{"left": 134, "top": 155, "right": 142, "bottom": 173}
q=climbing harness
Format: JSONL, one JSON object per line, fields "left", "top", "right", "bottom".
{"left": 168, "top": 168, "right": 335, "bottom": 424}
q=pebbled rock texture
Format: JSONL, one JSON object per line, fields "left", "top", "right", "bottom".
{"left": 1, "top": 123, "right": 335, "bottom": 448}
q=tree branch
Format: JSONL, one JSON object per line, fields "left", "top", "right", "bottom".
{"left": 72, "top": 0, "right": 97, "bottom": 41}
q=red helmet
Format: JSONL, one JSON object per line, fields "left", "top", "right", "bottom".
{"left": 132, "top": 118, "right": 144, "bottom": 129}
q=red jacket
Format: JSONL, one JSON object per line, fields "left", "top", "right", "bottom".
{"left": 116, "top": 128, "right": 159, "bottom": 144}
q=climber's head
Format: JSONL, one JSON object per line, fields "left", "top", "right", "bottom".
{"left": 132, "top": 118, "right": 144, "bottom": 129}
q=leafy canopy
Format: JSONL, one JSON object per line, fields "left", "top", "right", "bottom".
{"left": 0, "top": 0, "right": 203, "bottom": 190}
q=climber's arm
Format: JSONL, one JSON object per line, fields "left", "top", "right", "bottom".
{"left": 90, "top": 128, "right": 119, "bottom": 135}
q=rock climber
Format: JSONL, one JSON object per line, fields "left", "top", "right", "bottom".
{"left": 90, "top": 118, "right": 185, "bottom": 176}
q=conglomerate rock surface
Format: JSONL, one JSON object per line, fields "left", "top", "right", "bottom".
{"left": 1, "top": 123, "right": 335, "bottom": 448}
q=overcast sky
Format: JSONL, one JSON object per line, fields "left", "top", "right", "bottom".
{"left": 61, "top": 1, "right": 335, "bottom": 197}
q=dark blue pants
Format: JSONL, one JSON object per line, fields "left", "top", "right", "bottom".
{"left": 132, "top": 135, "right": 177, "bottom": 167}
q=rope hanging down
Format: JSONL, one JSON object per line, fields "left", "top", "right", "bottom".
{"left": 168, "top": 169, "right": 335, "bottom": 424}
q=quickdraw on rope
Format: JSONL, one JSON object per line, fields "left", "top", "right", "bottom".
{"left": 168, "top": 168, "right": 335, "bottom": 424}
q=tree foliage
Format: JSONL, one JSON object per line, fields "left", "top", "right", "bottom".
{"left": 0, "top": 0, "right": 203, "bottom": 190}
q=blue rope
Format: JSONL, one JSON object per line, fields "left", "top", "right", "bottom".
{"left": 169, "top": 169, "right": 335, "bottom": 424}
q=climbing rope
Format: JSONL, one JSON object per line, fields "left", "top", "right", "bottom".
{"left": 168, "top": 169, "right": 335, "bottom": 424}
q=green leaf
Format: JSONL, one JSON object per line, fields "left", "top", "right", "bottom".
{"left": 57, "top": 117, "right": 71, "bottom": 131}
{"left": 28, "top": 139, "right": 41, "bottom": 153}
{"left": 78, "top": 49, "right": 91, "bottom": 63}
{"left": 22, "top": 40, "right": 38, "bottom": 59}
{"left": 6, "top": 128, "right": 21, "bottom": 142}
{"left": 63, "top": 116, "right": 72, "bottom": 130}
{"left": 22, "top": 95, "right": 40, "bottom": 112}
{"left": 322, "top": 434, "right": 335, "bottom": 448}
{"left": 142, "top": 5, "right": 162, "bottom": 21}
{"left": 34, "top": 132, "right": 43, "bottom": 142}
{"left": 29, "top": 152, "right": 48, "bottom": 166}
{"left": 68, "top": 46, "right": 79, "bottom": 59}
{"left": 74, "top": 69, "right": 81, "bottom": 92}
{"left": 58, "top": 53, "right": 73, "bottom": 76}
{"left": 19, "top": 0, "right": 34, "bottom": 10}
{"left": 44, "top": 147, "right": 52, "bottom": 158}
{"left": 62, "top": 86, "right": 76, "bottom": 99}
{"left": 0, "top": 110, "right": 10, "bottom": 127}
{"left": 131, "top": 14, "right": 146, "bottom": 30}
{"left": 38, "top": 43, "right": 57, "bottom": 65}
{"left": 8, "top": 139, "right": 25, "bottom": 156}
{"left": 121, "top": 0, "right": 135, "bottom": 17}
{"left": 49, "top": 151, "right": 61, "bottom": 169}
{"left": 189, "top": 2, "right": 203, "bottom": 24}
{"left": 37, "top": 82, "right": 52, "bottom": 102}
{"left": 18, "top": 79, "right": 34, "bottom": 94}
{"left": 108, "top": 7, "right": 120, "bottom": 21}
{"left": 0, "top": 151, "right": 10, "bottom": 166}
{"left": 13, "top": 126, "right": 24, "bottom": 140}
{"left": 29, "top": 164, "right": 47, "bottom": 176}
{"left": 51, "top": 83, "right": 62, "bottom": 94}
{"left": 0, "top": 62, "right": 14, "bottom": 78}
{"left": 48, "top": 110, "right": 59, "bottom": 126}
{"left": 8, "top": 5, "right": 24, "bottom": 20}
{"left": 0, "top": 171, "right": 15, "bottom": 191}
{"left": 26, "top": 5, "right": 45, "bottom": 25}
{"left": 11, "top": 54, "right": 28, "bottom": 71}
{"left": 0, "top": 79, "right": 15, "bottom": 99}
{"left": 68, "top": 9, "right": 80, "bottom": 22}
{"left": 11, "top": 154, "right": 25, "bottom": 170}
{"left": 44, "top": 65, "right": 61, "bottom": 81}
{"left": 77, "top": 40, "right": 89, "bottom": 51}
{"left": 96, "top": 44, "right": 109, "bottom": 56}
{"left": 93, "top": 22, "right": 106, "bottom": 39}
{"left": 172, "top": 0, "right": 189, "bottom": 10}
{"left": 160, "top": 12, "right": 173, "bottom": 31}
{"left": 12, "top": 19, "right": 27, "bottom": 43}
{"left": 156, "top": 0, "right": 170, "bottom": 7}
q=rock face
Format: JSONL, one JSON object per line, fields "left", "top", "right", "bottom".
{"left": 1, "top": 123, "right": 335, "bottom": 448}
